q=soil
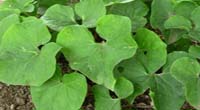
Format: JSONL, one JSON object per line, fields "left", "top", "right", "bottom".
{"left": 0, "top": 83, "right": 34, "bottom": 110}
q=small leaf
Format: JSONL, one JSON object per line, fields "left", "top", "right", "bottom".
{"left": 150, "top": 0, "right": 174, "bottom": 30}
{"left": 135, "top": 28, "right": 167, "bottom": 74}
{"left": 93, "top": 85, "right": 121, "bottom": 110}
{"left": 0, "top": 0, "right": 35, "bottom": 12}
{"left": 164, "top": 15, "right": 192, "bottom": 31}
{"left": 0, "top": 18, "right": 61, "bottom": 86}
{"left": 174, "top": 0, "right": 198, "bottom": 19}
{"left": 189, "top": 6, "right": 200, "bottom": 41}
{"left": 75, "top": 0, "right": 106, "bottom": 27}
{"left": 31, "top": 71, "right": 87, "bottom": 110}
{"left": 149, "top": 73, "right": 185, "bottom": 110}
{"left": 163, "top": 51, "right": 189, "bottom": 73}
{"left": 57, "top": 15, "right": 137, "bottom": 90}
{"left": 108, "top": 0, "right": 148, "bottom": 32}
{"left": 41, "top": 4, "right": 76, "bottom": 31}
{"left": 114, "top": 77, "right": 134, "bottom": 99}
{"left": 189, "top": 45, "right": 200, "bottom": 59}
{"left": 171, "top": 57, "right": 200, "bottom": 109}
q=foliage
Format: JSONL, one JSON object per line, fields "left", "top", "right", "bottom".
{"left": 0, "top": 0, "right": 200, "bottom": 110}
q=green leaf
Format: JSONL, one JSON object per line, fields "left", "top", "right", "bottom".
{"left": 103, "top": 0, "right": 134, "bottom": 6}
{"left": 93, "top": 85, "right": 121, "bottom": 110}
{"left": 0, "top": 0, "right": 35, "bottom": 12}
{"left": 135, "top": 28, "right": 167, "bottom": 74}
{"left": 0, "top": 9, "right": 20, "bottom": 20}
{"left": 108, "top": 0, "right": 148, "bottom": 32}
{"left": 0, "top": 14, "right": 19, "bottom": 43}
{"left": 151, "top": 0, "right": 174, "bottom": 30}
{"left": 114, "top": 77, "right": 134, "bottom": 99}
{"left": 39, "top": 0, "right": 68, "bottom": 7}
{"left": 75, "top": 0, "right": 106, "bottom": 27}
{"left": 171, "top": 57, "right": 200, "bottom": 109}
{"left": 189, "top": 45, "right": 200, "bottom": 59}
{"left": 57, "top": 15, "right": 137, "bottom": 90}
{"left": 174, "top": 0, "right": 198, "bottom": 19}
{"left": 163, "top": 51, "right": 189, "bottom": 73}
{"left": 149, "top": 73, "right": 185, "bottom": 110}
{"left": 41, "top": 4, "right": 76, "bottom": 31}
{"left": 114, "top": 57, "right": 150, "bottom": 102}
{"left": 189, "top": 6, "right": 200, "bottom": 41}
{"left": 0, "top": 18, "right": 61, "bottom": 86}
{"left": 164, "top": 15, "right": 192, "bottom": 31}
{"left": 31, "top": 70, "right": 87, "bottom": 110}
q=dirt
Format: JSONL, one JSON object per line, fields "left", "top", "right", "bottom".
{"left": 0, "top": 83, "right": 34, "bottom": 110}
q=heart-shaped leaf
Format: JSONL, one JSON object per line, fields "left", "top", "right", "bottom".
{"left": 31, "top": 69, "right": 87, "bottom": 110}
{"left": 75, "top": 0, "right": 106, "bottom": 27}
{"left": 0, "top": 18, "right": 61, "bottom": 86}
{"left": 135, "top": 28, "right": 167, "bottom": 74}
{"left": 57, "top": 15, "right": 137, "bottom": 90}
{"left": 41, "top": 4, "right": 76, "bottom": 31}
{"left": 108, "top": 0, "right": 148, "bottom": 32}
{"left": 93, "top": 85, "right": 121, "bottom": 110}
{"left": 171, "top": 57, "right": 200, "bottom": 109}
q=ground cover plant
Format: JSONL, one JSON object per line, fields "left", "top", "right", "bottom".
{"left": 0, "top": 0, "right": 200, "bottom": 110}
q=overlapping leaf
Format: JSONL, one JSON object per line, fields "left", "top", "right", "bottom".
{"left": 108, "top": 0, "right": 148, "bottom": 32}
{"left": 93, "top": 85, "right": 121, "bottom": 110}
{"left": 171, "top": 57, "right": 200, "bottom": 109}
{"left": 31, "top": 69, "right": 87, "bottom": 110}
{"left": 41, "top": 4, "right": 76, "bottom": 31}
{"left": 0, "top": 18, "right": 61, "bottom": 86}
{"left": 57, "top": 15, "right": 137, "bottom": 90}
{"left": 0, "top": 0, "right": 35, "bottom": 12}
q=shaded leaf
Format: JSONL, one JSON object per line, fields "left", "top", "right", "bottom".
{"left": 189, "top": 45, "right": 200, "bottom": 59}
{"left": 171, "top": 57, "right": 200, "bottom": 109}
{"left": 93, "top": 85, "right": 121, "bottom": 110}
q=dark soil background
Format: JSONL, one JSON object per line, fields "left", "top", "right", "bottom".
{"left": 0, "top": 82, "right": 197, "bottom": 110}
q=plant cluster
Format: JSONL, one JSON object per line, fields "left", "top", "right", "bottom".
{"left": 0, "top": 0, "right": 200, "bottom": 110}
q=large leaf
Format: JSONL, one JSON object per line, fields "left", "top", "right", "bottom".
{"left": 135, "top": 28, "right": 167, "bottom": 74}
{"left": 108, "top": 0, "right": 148, "bottom": 32}
{"left": 0, "top": 18, "right": 61, "bottom": 86}
{"left": 171, "top": 57, "right": 200, "bottom": 109}
{"left": 93, "top": 85, "right": 121, "bottom": 110}
{"left": 164, "top": 15, "right": 192, "bottom": 31}
{"left": 0, "top": 0, "right": 35, "bottom": 12}
{"left": 75, "top": 0, "right": 106, "bottom": 27}
{"left": 0, "top": 14, "right": 19, "bottom": 43}
{"left": 151, "top": 0, "right": 174, "bottom": 30}
{"left": 41, "top": 4, "right": 76, "bottom": 31}
{"left": 57, "top": 15, "right": 137, "bottom": 90}
{"left": 31, "top": 70, "right": 87, "bottom": 110}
